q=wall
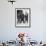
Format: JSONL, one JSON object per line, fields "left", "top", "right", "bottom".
{"left": 0, "top": 0, "right": 46, "bottom": 42}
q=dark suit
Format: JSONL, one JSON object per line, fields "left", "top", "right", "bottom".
{"left": 20, "top": 14, "right": 24, "bottom": 23}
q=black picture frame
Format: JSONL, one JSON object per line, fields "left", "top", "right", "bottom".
{"left": 15, "top": 8, "right": 31, "bottom": 28}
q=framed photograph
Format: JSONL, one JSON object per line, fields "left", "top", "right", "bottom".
{"left": 15, "top": 8, "right": 31, "bottom": 28}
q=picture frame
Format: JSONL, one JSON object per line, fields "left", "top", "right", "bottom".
{"left": 15, "top": 8, "right": 31, "bottom": 28}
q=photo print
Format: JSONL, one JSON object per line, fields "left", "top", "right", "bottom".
{"left": 15, "top": 8, "right": 31, "bottom": 28}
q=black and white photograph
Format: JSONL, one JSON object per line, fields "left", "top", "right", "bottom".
{"left": 15, "top": 8, "right": 31, "bottom": 28}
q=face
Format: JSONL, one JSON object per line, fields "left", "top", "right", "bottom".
{"left": 18, "top": 33, "right": 25, "bottom": 38}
